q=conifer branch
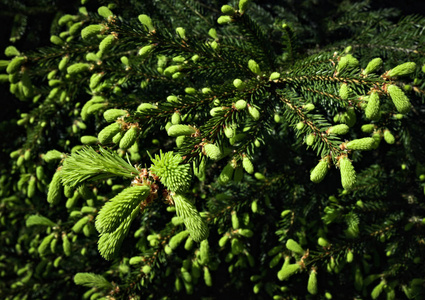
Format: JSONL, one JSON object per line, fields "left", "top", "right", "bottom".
{"left": 60, "top": 147, "right": 139, "bottom": 187}
{"left": 234, "top": 13, "right": 276, "bottom": 69}
{"left": 2, "top": 0, "right": 425, "bottom": 298}
{"left": 279, "top": 93, "right": 342, "bottom": 159}
{"left": 281, "top": 23, "right": 296, "bottom": 66}
{"left": 95, "top": 185, "right": 151, "bottom": 234}
{"left": 98, "top": 205, "right": 140, "bottom": 260}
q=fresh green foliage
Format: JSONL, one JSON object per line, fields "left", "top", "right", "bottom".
{"left": 1, "top": 0, "right": 425, "bottom": 299}
{"left": 149, "top": 151, "right": 192, "bottom": 192}
{"left": 95, "top": 185, "right": 150, "bottom": 235}
{"left": 25, "top": 215, "right": 57, "bottom": 227}
{"left": 60, "top": 147, "right": 139, "bottom": 187}
{"left": 74, "top": 272, "right": 113, "bottom": 290}
{"left": 173, "top": 193, "right": 209, "bottom": 242}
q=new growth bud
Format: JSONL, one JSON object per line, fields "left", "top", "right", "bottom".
{"left": 339, "top": 83, "right": 349, "bottom": 100}
{"left": 307, "top": 270, "right": 318, "bottom": 295}
{"left": 310, "top": 159, "right": 329, "bottom": 183}
{"left": 221, "top": 5, "right": 235, "bottom": 16}
{"left": 278, "top": 263, "right": 300, "bottom": 281}
{"left": 248, "top": 59, "right": 261, "bottom": 76}
{"left": 365, "top": 92, "right": 380, "bottom": 120}
{"left": 47, "top": 169, "right": 63, "bottom": 205}
{"left": 164, "top": 65, "right": 182, "bottom": 77}
{"left": 269, "top": 72, "right": 280, "bottom": 80}
{"left": 387, "top": 62, "right": 416, "bottom": 78}
{"left": 306, "top": 134, "right": 315, "bottom": 146}
{"left": 81, "top": 24, "right": 104, "bottom": 40}
{"left": 208, "top": 28, "right": 217, "bottom": 39}
{"left": 98, "top": 123, "right": 121, "bottom": 144}
{"left": 217, "top": 16, "right": 232, "bottom": 25}
{"left": 99, "top": 35, "right": 116, "bottom": 54}
{"left": 362, "top": 58, "right": 383, "bottom": 75}
{"left": 328, "top": 124, "right": 349, "bottom": 135}
{"left": 67, "top": 63, "right": 91, "bottom": 75}
{"left": 204, "top": 143, "right": 222, "bottom": 160}
{"left": 6, "top": 56, "right": 25, "bottom": 74}
{"left": 138, "top": 14, "right": 155, "bottom": 32}
{"left": 103, "top": 109, "right": 127, "bottom": 122}
{"left": 387, "top": 84, "right": 411, "bottom": 114}
{"left": 80, "top": 136, "right": 98, "bottom": 145}
{"left": 248, "top": 105, "right": 260, "bottom": 121}
{"left": 235, "top": 100, "right": 247, "bottom": 110}
{"left": 239, "top": 0, "right": 252, "bottom": 13}
{"left": 50, "top": 35, "right": 64, "bottom": 46}
{"left": 303, "top": 103, "right": 315, "bottom": 112}
{"left": 119, "top": 126, "right": 139, "bottom": 149}
{"left": 242, "top": 156, "right": 254, "bottom": 174}
{"left": 176, "top": 27, "right": 186, "bottom": 39}
{"left": 361, "top": 124, "right": 375, "bottom": 133}
{"left": 98, "top": 6, "right": 113, "bottom": 19}
{"left": 383, "top": 129, "right": 395, "bottom": 144}
{"left": 5, "top": 46, "right": 20, "bottom": 57}
{"left": 285, "top": 239, "right": 305, "bottom": 254}
{"left": 219, "top": 163, "right": 234, "bottom": 184}
{"left": 339, "top": 157, "right": 356, "bottom": 190}
{"left": 346, "top": 137, "right": 375, "bottom": 151}
{"left": 233, "top": 79, "right": 245, "bottom": 89}
{"left": 337, "top": 55, "right": 356, "bottom": 73}
{"left": 167, "top": 125, "right": 196, "bottom": 137}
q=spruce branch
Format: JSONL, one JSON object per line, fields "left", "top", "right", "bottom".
{"left": 60, "top": 146, "right": 139, "bottom": 187}
{"left": 232, "top": 12, "right": 276, "bottom": 69}
{"left": 149, "top": 150, "right": 192, "bottom": 192}
{"left": 278, "top": 93, "right": 342, "bottom": 159}
{"left": 2, "top": 1, "right": 425, "bottom": 298}
{"left": 95, "top": 185, "right": 151, "bottom": 234}
{"left": 281, "top": 23, "right": 297, "bottom": 66}
{"left": 172, "top": 193, "right": 209, "bottom": 242}
{"left": 98, "top": 205, "right": 140, "bottom": 260}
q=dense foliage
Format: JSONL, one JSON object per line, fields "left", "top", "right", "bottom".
{"left": 1, "top": 0, "right": 425, "bottom": 299}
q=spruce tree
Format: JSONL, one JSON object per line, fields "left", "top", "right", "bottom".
{"left": 1, "top": 0, "right": 425, "bottom": 299}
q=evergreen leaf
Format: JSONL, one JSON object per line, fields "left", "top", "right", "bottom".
{"left": 26, "top": 215, "right": 57, "bottom": 227}
{"left": 95, "top": 185, "right": 150, "bottom": 234}
{"left": 60, "top": 147, "right": 139, "bottom": 187}
{"left": 73, "top": 272, "right": 113, "bottom": 290}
